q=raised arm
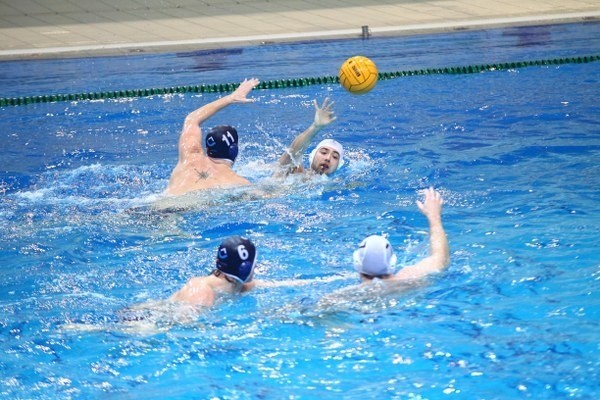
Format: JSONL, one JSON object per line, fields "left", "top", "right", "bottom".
{"left": 393, "top": 187, "right": 450, "bottom": 281}
{"left": 278, "top": 98, "right": 336, "bottom": 171}
{"left": 177, "top": 78, "right": 259, "bottom": 162}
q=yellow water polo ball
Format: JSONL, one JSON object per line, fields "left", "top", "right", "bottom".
{"left": 338, "top": 56, "right": 378, "bottom": 94}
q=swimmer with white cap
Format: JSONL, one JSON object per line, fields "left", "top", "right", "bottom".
{"left": 277, "top": 98, "right": 344, "bottom": 176}
{"left": 353, "top": 187, "right": 450, "bottom": 284}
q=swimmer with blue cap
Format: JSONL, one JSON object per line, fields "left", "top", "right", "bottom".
{"left": 277, "top": 98, "right": 344, "bottom": 176}
{"left": 353, "top": 187, "right": 450, "bottom": 284}
{"left": 168, "top": 236, "right": 344, "bottom": 307}
{"left": 165, "top": 78, "right": 260, "bottom": 196}
{"left": 66, "top": 236, "right": 260, "bottom": 331}
{"left": 169, "top": 236, "right": 258, "bottom": 306}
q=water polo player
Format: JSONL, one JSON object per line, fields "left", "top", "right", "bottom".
{"left": 169, "top": 235, "right": 258, "bottom": 306}
{"left": 165, "top": 78, "right": 259, "bottom": 196}
{"left": 276, "top": 98, "right": 344, "bottom": 176}
{"left": 352, "top": 187, "right": 450, "bottom": 284}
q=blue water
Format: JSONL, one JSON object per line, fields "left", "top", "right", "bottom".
{"left": 1, "top": 22, "right": 599, "bottom": 399}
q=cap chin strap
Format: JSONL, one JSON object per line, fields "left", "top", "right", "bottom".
{"left": 389, "top": 253, "right": 398, "bottom": 271}
{"left": 224, "top": 273, "right": 244, "bottom": 285}
{"left": 209, "top": 157, "right": 234, "bottom": 166}
{"left": 213, "top": 269, "right": 244, "bottom": 286}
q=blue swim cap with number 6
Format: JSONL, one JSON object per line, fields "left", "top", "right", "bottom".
{"left": 205, "top": 125, "right": 239, "bottom": 163}
{"left": 216, "top": 236, "right": 257, "bottom": 284}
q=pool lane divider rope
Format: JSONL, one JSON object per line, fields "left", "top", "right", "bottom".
{"left": 2, "top": 55, "right": 599, "bottom": 107}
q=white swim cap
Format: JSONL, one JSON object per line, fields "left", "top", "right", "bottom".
{"left": 353, "top": 235, "right": 397, "bottom": 277}
{"left": 309, "top": 139, "right": 345, "bottom": 171}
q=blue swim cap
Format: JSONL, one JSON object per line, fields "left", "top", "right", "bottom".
{"left": 216, "top": 236, "right": 257, "bottom": 284}
{"left": 205, "top": 125, "right": 239, "bottom": 163}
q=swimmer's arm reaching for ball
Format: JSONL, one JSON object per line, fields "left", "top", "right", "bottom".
{"left": 392, "top": 187, "right": 450, "bottom": 281}
{"left": 278, "top": 98, "right": 336, "bottom": 172}
{"left": 177, "top": 78, "right": 260, "bottom": 162}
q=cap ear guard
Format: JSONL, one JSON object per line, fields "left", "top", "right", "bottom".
{"left": 217, "top": 257, "right": 256, "bottom": 284}
{"left": 353, "top": 245, "right": 365, "bottom": 271}
{"left": 236, "top": 258, "right": 256, "bottom": 283}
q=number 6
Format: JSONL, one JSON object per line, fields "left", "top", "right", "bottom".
{"left": 237, "top": 245, "right": 249, "bottom": 260}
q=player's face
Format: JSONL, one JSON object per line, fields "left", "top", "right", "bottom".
{"left": 311, "top": 146, "right": 340, "bottom": 175}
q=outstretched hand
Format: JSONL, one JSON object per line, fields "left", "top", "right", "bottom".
{"left": 230, "top": 78, "right": 260, "bottom": 103}
{"left": 313, "top": 97, "right": 336, "bottom": 128}
{"left": 416, "top": 187, "right": 444, "bottom": 220}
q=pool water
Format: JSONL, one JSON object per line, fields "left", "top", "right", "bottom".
{"left": 1, "top": 23, "right": 599, "bottom": 399}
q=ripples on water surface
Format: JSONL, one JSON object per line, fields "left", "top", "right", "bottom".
{"left": 1, "top": 23, "right": 599, "bottom": 399}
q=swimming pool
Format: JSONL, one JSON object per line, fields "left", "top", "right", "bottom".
{"left": 1, "top": 22, "right": 599, "bottom": 399}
